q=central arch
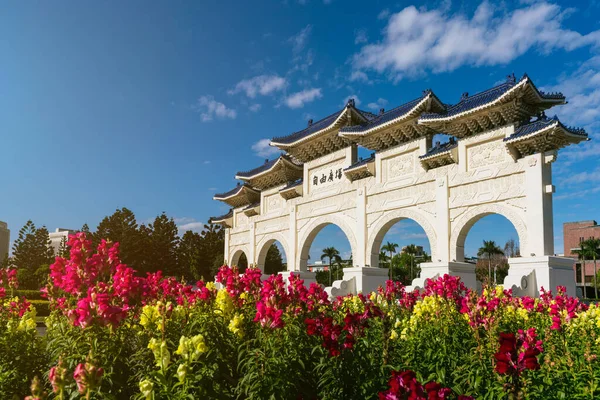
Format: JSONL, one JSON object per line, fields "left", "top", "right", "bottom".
{"left": 255, "top": 233, "right": 290, "bottom": 273}
{"left": 450, "top": 204, "right": 527, "bottom": 262}
{"left": 367, "top": 208, "right": 438, "bottom": 268}
{"left": 297, "top": 214, "right": 358, "bottom": 271}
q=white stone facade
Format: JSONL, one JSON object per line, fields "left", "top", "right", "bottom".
{"left": 213, "top": 76, "right": 588, "bottom": 297}
{"left": 222, "top": 124, "right": 572, "bottom": 295}
{"left": 49, "top": 228, "right": 76, "bottom": 256}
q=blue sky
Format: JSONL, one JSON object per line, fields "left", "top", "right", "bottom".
{"left": 1, "top": 0, "right": 599, "bottom": 263}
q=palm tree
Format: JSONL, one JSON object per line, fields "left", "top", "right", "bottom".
{"left": 404, "top": 244, "right": 419, "bottom": 281}
{"left": 381, "top": 242, "right": 399, "bottom": 280}
{"left": 580, "top": 238, "right": 600, "bottom": 299}
{"left": 477, "top": 240, "right": 504, "bottom": 286}
{"left": 321, "top": 247, "right": 341, "bottom": 286}
{"left": 379, "top": 251, "right": 389, "bottom": 267}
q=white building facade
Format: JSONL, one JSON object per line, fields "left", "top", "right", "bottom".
{"left": 49, "top": 228, "right": 76, "bottom": 256}
{"left": 0, "top": 221, "right": 9, "bottom": 262}
{"left": 210, "top": 75, "right": 588, "bottom": 297}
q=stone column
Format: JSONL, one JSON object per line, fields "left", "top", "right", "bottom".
{"left": 224, "top": 228, "right": 230, "bottom": 265}
{"left": 503, "top": 151, "right": 575, "bottom": 296}
{"left": 523, "top": 152, "right": 554, "bottom": 256}
{"left": 435, "top": 176, "right": 450, "bottom": 263}
{"left": 410, "top": 175, "right": 478, "bottom": 291}
{"left": 249, "top": 222, "right": 256, "bottom": 268}
{"left": 288, "top": 205, "right": 297, "bottom": 271}
{"left": 355, "top": 186, "right": 367, "bottom": 268}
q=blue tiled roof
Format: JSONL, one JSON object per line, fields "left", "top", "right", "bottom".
{"left": 344, "top": 154, "right": 375, "bottom": 171}
{"left": 271, "top": 104, "right": 376, "bottom": 145}
{"left": 420, "top": 74, "right": 565, "bottom": 121}
{"left": 214, "top": 185, "right": 243, "bottom": 199}
{"left": 236, "top": 155, "right": 300, "bottom": 179}
{"left": 504, "top": 116, "right": 587, "bottom": 142}
{"left": 281, "top": 178, "right": 303, "bottom": 191}
{"left": 340, "top": 92, "right": 437, "bottom": 134}
{"left": 419, "top": 140, "right": 458, "bottom": 159}
{"left": 209, "top": 209, "right": 233, "bottom": 223}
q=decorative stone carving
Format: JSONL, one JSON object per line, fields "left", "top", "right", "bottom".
{"left": 383, "top": 151, "right": 416, "bottom": 181}
{"left": 467, "top": 139, "right": 510, "bottom": 170}
{"left": 449, "top": 173, "right": 525, "bottom": 208}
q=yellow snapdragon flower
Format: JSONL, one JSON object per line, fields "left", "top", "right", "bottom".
{"left": 215, "top": 289, "right": 234, "bottom": 316}
{"left": 228, "top": 314, "right": 245, "bottom": 338}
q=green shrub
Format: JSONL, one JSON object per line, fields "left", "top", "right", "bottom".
{"left": 16, "top": 289, "right": 44, "bottom": 301}
{"left": 29, "top": 300, "right": 50, "bottom": 317}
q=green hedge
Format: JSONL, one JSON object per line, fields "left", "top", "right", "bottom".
{"left": 28, "top": 300, "right": 50, "bottom": 317}
{"left": 16, "top": 289, "right": 44, "bottom": 301}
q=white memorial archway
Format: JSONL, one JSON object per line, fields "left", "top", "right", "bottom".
{"left": 210, "top": 75, "right": 588, "bottom": 296}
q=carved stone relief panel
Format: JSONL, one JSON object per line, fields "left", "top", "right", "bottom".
{"left": 382, "top": 150, "right": 416, "bottom": 182}
{"left": 255, "top": 216, "right": 289, "bottom": 235}
{"left": 467, "top": 138, "right": 511, "bottom": 171}
{"left": 235, "top": 211, "right": 248, "bottom": 229}
{"left": 448, "top": 158, "right": 525, "bottom": 187}
{"left": 449, "top": 172, "right": 525, "bottom": 208}
{"left": 264, "top": 192, "right": 283, "bottom": 214}
{"left": 297, "top": 191, "right": 356, "bottom": 219}
{"left": 230, "top": 232, "right": 250, "bottom": 247}
{"left": 366, "top": 181, "right": 435, "bottom": 213}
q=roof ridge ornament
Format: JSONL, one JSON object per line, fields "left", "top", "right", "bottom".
{"left": 506, "top": 73, "right": 516, "bottom": 84}
{"left": 346, "top": 98, "right": 355, "bottom": 108}
{"left": 535, "top": 111, "right": 548, "bottom": 121}
{"left": 307, "top": 119, "right": 313, "bottom": 126}
{"left": 460, "top": 92, "right": 469, "bottom": 101}
{"left": 379, "top": 108, "right": 385, "bottom": 115}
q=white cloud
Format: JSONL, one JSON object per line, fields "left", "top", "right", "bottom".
{"left": 203, "top": 160, "right": 211, "bottom": 164}
{"left": 289, "top": 25, "right": 313, "bottom": 55}
{"left": 354, "top": 29, "right": 368, "bottom": 44}
{"left": 174, "top": 217, "right": 205, "bottom": 233}
{"left": 284, "top": 88, "right": 322, "bottom": 108}
{"left": 367, "top": 97, "right": 388, "bottom": 110}
{"left": 378, "top": 9, "right": 390, "bottom": 20}
{"left": 353, "top": 2, "right": 600, "bottom": 80}
{"left": 249, "top": 103, "right": 262, "bottom": 112}
{"left": 252, "top": 138, "right": 281, "bottom": 158}
{"left": 541, "top": 56, "right": 600, "bottom": 162}
{"left": 229, "top": 75, "right": 287, "bottom": 98}
{"left": 341, "top": 95, "right": 360, "bottom": 107}
{"left": 193, "top": 96, "right": 236, "bottom": 122}
{"left": 349, "top": 70, "right": 370, "bottom": 83}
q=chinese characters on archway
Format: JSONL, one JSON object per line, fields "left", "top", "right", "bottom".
{"left": 312, "top": 168, "right": 344, "bottom": 187}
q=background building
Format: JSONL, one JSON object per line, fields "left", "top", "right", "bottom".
{"left": 563, "top": 220, "right": 600, "bottom": 296}
{"left": 49, "top": 228, "right": 76, "bottom": 256}
{"left": 0, "top": 221, "right": 9, "bottom": 262}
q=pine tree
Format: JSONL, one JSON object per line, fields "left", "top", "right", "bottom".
{"left": 264, "top": 243, "right": 284, "bottom": 274}
{"left": 178, "top": 231, "right": 204, "bottom": 281}
{"left": 95, "top": 208, "right": 145, "bottom": 271}
{"left": 148, "top": 213, "right": 180, "bottom": 277}
{"left": 11, "top": 220, "right": 54, "bottom": 289}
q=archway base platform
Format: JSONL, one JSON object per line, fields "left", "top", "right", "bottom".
{"left": 320, "top": 257, "right": 576, "bottom": 298}
{"left": 503, "top": 256, "right": 575, "bottom": 297}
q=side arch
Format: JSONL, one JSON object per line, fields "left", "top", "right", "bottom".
{"left": 449, "top": 204, "right": 527, "bottom": 262}
{"left": 297, "top": 214, "right": 358, "bottom": 271}
{"left": 367, "top": 208, "right": 438, "bottom": 268}
{"left": 229, "top": 246, "right": 250, "bottom": 267}
{"left": 255, "top": 233, "right": 290, "bottom": 273}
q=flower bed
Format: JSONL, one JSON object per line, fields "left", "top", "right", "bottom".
{"left": 1, "top": 233, "right": 599, "bottom": 399}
